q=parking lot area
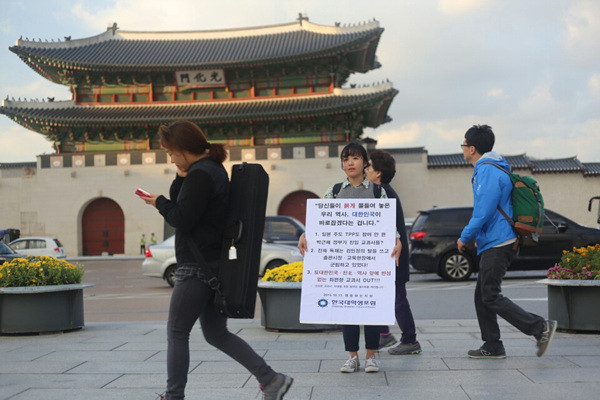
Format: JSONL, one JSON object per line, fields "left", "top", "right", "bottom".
{"left": 81, "top": 259, "right": 173, "bottom": 322}
{"left": 79, "top": 259, "right": 548, "bottom": 323}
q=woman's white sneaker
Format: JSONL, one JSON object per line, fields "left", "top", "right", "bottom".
{"left": 340, "top": 356, "right": 360, "bottom": 373}
{"left": 364, "top": 356, "right": 380, "bottom": 373}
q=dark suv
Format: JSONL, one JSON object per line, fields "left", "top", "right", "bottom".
{"left": 409, "top": 207, "right": 600, "bottom": 281}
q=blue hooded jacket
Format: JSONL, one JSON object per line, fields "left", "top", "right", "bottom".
{"left": 459, "top": 151, "right": 516, "bottom": 254}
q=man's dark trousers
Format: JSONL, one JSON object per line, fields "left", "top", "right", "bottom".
{"left": 475, "top": 243, "right": 545, "bottom": 352}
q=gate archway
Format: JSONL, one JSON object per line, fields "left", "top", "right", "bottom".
{"left": 277, "top": 190, "right": 319, "bottom": 225}
{"left": 82, "top": 198, "right": 125, "bottom": 255}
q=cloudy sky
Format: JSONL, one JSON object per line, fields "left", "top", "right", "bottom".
{"left": 0, "top": 0, "right": 598, "bottom": 163}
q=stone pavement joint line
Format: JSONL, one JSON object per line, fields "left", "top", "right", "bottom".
{"left": 1, "top": 319, "right": 600, "bottom": 400}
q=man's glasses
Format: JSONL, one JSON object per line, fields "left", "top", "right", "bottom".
{"left": 460, "top": 144, "right": 471, "bottom": 148}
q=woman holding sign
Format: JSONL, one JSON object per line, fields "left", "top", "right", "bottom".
{"left": 366, "top": 150, "right": 421, "bottom": 356}
{"left": 298, "top": 142, "right": 401, "bottom": 373}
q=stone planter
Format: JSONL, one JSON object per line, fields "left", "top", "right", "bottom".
{"left": 257, "top": 281, "right": 338, "bottom": 331}
{"left": 0, "top": 284, "right": 93, "bottom": 334}
{"left": 538, "top": 279, "right": 600, "bottom": 332}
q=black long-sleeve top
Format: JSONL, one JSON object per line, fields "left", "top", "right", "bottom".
{"left": 382, "top": 183, "right": 410, "bottom": 283}
{"left": 155, "top": 157, "right": 229, "bottom": 264}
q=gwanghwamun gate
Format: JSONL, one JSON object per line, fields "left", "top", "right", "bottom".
{"left": 1, "top": 17, "right": 599, "bottom": 256}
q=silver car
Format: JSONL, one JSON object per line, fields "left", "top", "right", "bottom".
{"left": 8, "top": 237, "right": 66, "bottom": 259}
{"left": 142, "top": 235, "right": 303, "bottom": 287}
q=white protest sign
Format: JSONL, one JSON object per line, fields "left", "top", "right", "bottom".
{"left": 300, "top": 198, "right": 396, "bottom": 325}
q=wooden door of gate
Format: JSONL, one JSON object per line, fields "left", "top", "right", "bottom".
{"left": 82, "top": 198, "right": 125, "bottom": 255}
{"left": 277, "top": 190, "right": 319, "bottom": 225}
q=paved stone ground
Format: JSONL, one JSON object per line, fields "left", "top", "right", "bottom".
{"left": 1, "top": 318, "right": 600, "bottom": 400}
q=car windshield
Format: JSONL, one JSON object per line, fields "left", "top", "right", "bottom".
{"left": 545, "top": 210, "right": 577, "bottom": 227}
{"left": 0, "top": 242, "right": 16, "bottom": 254}
{"left": 422, "top": 209, "right": 473, "bottom": 229}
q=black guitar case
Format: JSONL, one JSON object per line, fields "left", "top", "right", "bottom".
{"left": 216, "top": 162, "right": 269, "bottom": 318}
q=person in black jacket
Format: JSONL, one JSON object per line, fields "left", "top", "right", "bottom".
{"left": 365, "top": 150, "right": 422, "bottom": 355}
{"left": 139, "top": 121, "right": 292, "bottom": 400}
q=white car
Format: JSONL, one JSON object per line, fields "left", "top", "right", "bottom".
{"left": 8, "top": 237, "right": 66, "bottom": 259}
{"left": 142, "top": 235, "right": 303, "bottom": 287}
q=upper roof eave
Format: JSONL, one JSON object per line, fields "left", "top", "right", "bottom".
{"left": 13, "top": 19, "right": 381, "bottom": 49}
{"left": 10, "top": 32, "right": 383, "bottom": 74}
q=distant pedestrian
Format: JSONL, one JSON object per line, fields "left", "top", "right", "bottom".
{"left": 457, "top": 125, "right": 557, "bottom": 359}
{"left": 139, "top": 121, "right": 293, "bottom": 400}
{"left": 140, "top": 234, "right": 146, "bottom": 254}
{"left": 150, "top": 232, "right": 157, "bottom": 246}
{"left": 365, "top": 150, "right": 422, "bottom": 356}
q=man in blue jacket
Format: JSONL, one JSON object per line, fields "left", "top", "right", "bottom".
{"left": 457, "top": 125, "right": 556, "bottom": 359}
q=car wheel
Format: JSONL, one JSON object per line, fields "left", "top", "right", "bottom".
{"left": 439, "top": 251, "right": 473, "bottom": 281}
{"left": 264, "top": 259, "right": 286, "bottom": 273}
{"left": 164, "top": 264, "right": 178, "bottom": 287}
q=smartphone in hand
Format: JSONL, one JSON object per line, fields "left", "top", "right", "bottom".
{"left": 135, "top": 188, "right": 151, "bottom": 198}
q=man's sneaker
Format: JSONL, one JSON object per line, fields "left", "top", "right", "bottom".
{"left": 467, "top": 347, "right": 506, "bottom": 359}
{"left": 536, "top": 320, "right": 557, "bottom": 357}
{"left": 388, "top": 341, "right": 422, "bottom": 355}
{"left": 378, "top": 334, "right": 398, "bottom": 349}
{"left": 364, "top": 356, "right": 380, "bottom": 373}
{"left": 340, "top": 356, "right": 360, "bottom": 373}
{"left": 261, "top": 373, "right": 293, "bottom": 400}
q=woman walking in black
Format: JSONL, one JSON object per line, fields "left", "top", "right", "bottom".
{"left": 139, "top": 121, "right": 293, "bottom": 400}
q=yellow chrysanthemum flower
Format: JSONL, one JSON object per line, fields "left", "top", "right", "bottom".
{"left": 262, "top": 261, "right": 303, "bottom": 282}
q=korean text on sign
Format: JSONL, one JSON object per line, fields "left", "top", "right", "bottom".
{"left": 300, "top": 199, "right": 396, "bottom": 325}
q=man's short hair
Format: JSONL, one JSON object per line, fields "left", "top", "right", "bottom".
{"left": 465, "top": 125, "right": 495, "bottom": 155}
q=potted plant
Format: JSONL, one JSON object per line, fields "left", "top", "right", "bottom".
{"left": 539, "top": 244, "right": 600, "bottom": 331}
{"left": 0, "top": 256, "right": 92, "bottom": 334}
{"left": 257, "top": 261, "right": 337, "bottom": 331}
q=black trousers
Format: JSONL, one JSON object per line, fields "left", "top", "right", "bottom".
{"left": 342, "top": 325, "right": 380, "bottom": 352}
{"left": 378, "top": 281, "right": 417, "bottom": 344}
{"left": 475, "top": 244, "right": 545, "bottom": 352}
{"left": 166, "top": 270, "right": 276, "bottom": 399}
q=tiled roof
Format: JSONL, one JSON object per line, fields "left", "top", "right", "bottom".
{"left": 10, "top": 20, "right": 383, "bottom": 74}
{"left": 0, "top": 162, "right": 36, "bottom": 170}
{"left": 0, "top": 83, "right": 397, "bottom": 128}
{"left": 529, "top": 157, "right": 582, "bottom": 173}
{"left": 427, "top": 154, "right": 470, "bottom": 168}
{"left": 503, "top": 154, "right": 530, "bottom": 169}
{"left": 583, "top": 163, "right": 600, "bottom": 176}
{"left": 428, "top": 154, "right": 530, "bottom": 169}
{"left": 426, "top": 153, "right": 600, "bottom": 176}
{"left": 385, "top": 147, "right": 426, "bottom": 154}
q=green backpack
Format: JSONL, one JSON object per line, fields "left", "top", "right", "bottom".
{"left": 482, "top": 162, "right": 545, "bottom": 245}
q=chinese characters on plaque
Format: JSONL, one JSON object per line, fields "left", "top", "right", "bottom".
{"left": 300, "top": 199, "right": 396, "bottom": 325}
{"left": 175, "top": 69, "right": 226, "bottom": 87}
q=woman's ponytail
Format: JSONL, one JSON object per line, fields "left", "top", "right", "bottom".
{"left": 207, "top": 143, "right": 227, "bottom": 164}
